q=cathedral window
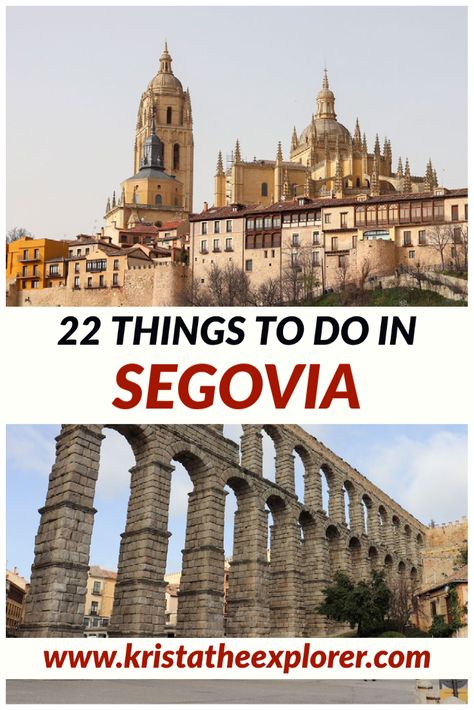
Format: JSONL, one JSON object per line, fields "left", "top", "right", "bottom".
{"left": 167, "top": 107, "right": 172, "bottom": 125}
{"left": 155, "top": 194, "right": 162, "bottom": 205}
{"left": 173, "top": 144, "right": 180, "bottom": 170}
{"left": 261, "top": 182, "right": 268, "bottom": 197}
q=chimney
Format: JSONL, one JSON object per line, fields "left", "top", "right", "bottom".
{"left": 203, "top": 201, "right": 209, "bottom": 212}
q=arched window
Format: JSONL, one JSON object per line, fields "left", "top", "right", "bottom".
{"left": 356, "top": 177, "right": 361, "bottom": 188}
{"left": 173, "top": 143, "right": 180, "bottom": 170}
{"left": 261, "top": 182, "right": 268, "bottom": 197}
{"left": 155, "top": 194, "right": 162, "bottom": 205}
{"left": 166, "top": 107, "right": 172, "bottom": 125}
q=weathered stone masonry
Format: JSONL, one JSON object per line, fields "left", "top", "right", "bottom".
{"left": 21, "top": 424, "right": 426, "bottom": 638}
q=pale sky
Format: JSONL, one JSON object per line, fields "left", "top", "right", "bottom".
{"left": 7, "top": 424, "right": 467, "bottom": 580}
{"left": 6, "top": 6, "right": 467, "bottom": 239}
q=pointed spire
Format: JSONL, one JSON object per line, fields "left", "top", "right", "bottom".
{"left": 276, "top": 141, "right": 283, "bottom": 164}
{"left": 396, "top": 157, "right": 403, "bottom": 180}
{"left": 424, "top": 158, "right": 434, "bottom": 191}
{"left": 362, "top": 132, "right": 368, "bottom": 153}
{"left": 121, "top": 186, "right": 126, "bottom": 206}
{"left": 402, "top": 158, "right": 412, "bottom": 194}
{"left": 106, "top": 197, "right": 111, "bottom": 213}
{"left": 353, "top": 117, "right": 362, "bottom": 148}
{"left": 234, "top": 139, "right": 241, "bottom": 163}
{"left": 282, "top": 169, "right": 290, "bottom": 200}
{"left": 112, "top": 190, "right": 116, "bottom": 208}
{"left": 150, "top": 106, "right": 156, "bottom": 136}
{"left": 216, "top": 150, "right": 224, "bottom": 176}
{"left": 433, "top": 169, "right": 438, "bottom": 188}
{"left": 323, "top": 67, "right": 329, "bottom": 89}
{"left": 291, "top": 126, "right": 298, "bottom": 151}
{"left": 374, "top": 133, "right": 381, "bottom": 158}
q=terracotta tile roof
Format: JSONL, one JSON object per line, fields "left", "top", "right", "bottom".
{"left": 417, "top": 565, "right": 468, "bottom": 596}
{"left": 88, "top": 566, "right": 117, "bottom": 580}
{"left": 118, "top": 225, "right": 160, "bottom": 235}
{"left": 190, "top": 203, "right": 261, "bottom": 221}
{"left": 158, "top": 220, "right": 186, "bottom": 231}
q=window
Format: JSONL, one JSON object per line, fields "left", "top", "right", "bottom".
{"left": 264, "top": 217, "right": 272, "bottom": 229}
{"left": 90, "top": 601, "right": 99, "bottom": 615}
{"left": 283, "top": 214, "right": 290, "bottom": 225}
{"left": 261, "top": 182, "right": 268, "bottom": 197}
{"left": 451, "top": 204, "right": 459, "bottom": 221}
{"left": 85, "top": 248, "right": 90, "bottom": 255}
{"left": 367, "top": 206, "right": 376, "bottom": 225}
{"left": 422, "top": 202, "right": 433, "bottom": 222}
{"left": 312, "top": 251, "right": 320, "bottom": 266}
{"left": 173, "top": 143, "right": 180, "bottom": 170}
{"left": 352, "top": 235, "right": 357, "bottom": 249}
{"left": 200, "top": 240, "right": 208, "bottom": 254}
{"left": 273, "top": 216, "right": 281, "bottom": 228}
{"left": 255, "top": 217, "right": 263, "bottom": 229}
{"left": 245, "top": 235, "right": 255, "bottom": 249}
{"left": 74, "top": 276, "right": 80, "bottom": 289}
{"left": 77, "top": 249, "right": 82, "bottom": 256}
{"left": 49, "top": 264, "right": 59, "bottom": 276}
{"left": 403, "top": 231, "right": 412, "bottom": 246}
{"left": 87, "top": 277, "right": 92, "bottom": 288}
{"left": 399, "top": 204, "right": 410, "bottom": 224}
{"left": 225, "top": 237, "right": 233, "bottom": 252}
{"left": 264, "top": 250, "right": 268, "bottom": 258}
{"left": 113, "top": 259, "right": 119, "bottom": 270}
{"left": 292, "top": 233, "right": 300, "bottom": 247}
{"left": 155, "top": 194, "right": 162, "bottom": 205}
{"left": 312, "top": 231, "right": 320, "bottom": 245}
{"left": 226, "top": 220, "right": 232, "bottom": 232}
{"left": 166, "top": 107, "right": 172, "bottom": 125}
{"left": 418, "top": 230, "right": 426, "bottom": 245}
{"left": 324, "top": 213, "right": 331, "bottom": 224}
{"left": 245, "top": 259, "right": 253, "bottom": 272}
{"left": 33, "top": 265, "right": 39, "bottom": 276}
{"left": 246, "top": 219, "right": 255, "bottom": 230}
{"left": 86, "top": 259, "right": 107, "bottom": 272}
{"left": 290, "top": 250, "right": 299, "bottom": 267}
{"left": 389, "top": 204, "right": 399, "bottom": 223}
{"left": 338, "top": 255, "right": 346, "bottom": 267}
{"left": 271, "top": 249, "right": 275, "bottom": 257}
{"left": 355, "top": 206, "right": 366, "bottom": 226}
{"left": 340, "top": 212, "right": 348, "bottom": 228}
{"left": 408, "top": 250, "right": 415, "bottom": 259}
{"left": 411, "top": 203, "right": 421, "bottom": 222}
{"left": 453, "top": 227, "right": 462, "bottom": 243}
{"left": 434, "top": 203, "right": 444, "bottom": 221}
{"left": 299, "top": 213, "right": 307, "bottom": 225}
{"left": 99, "top": 275, "right": 105, "bottom": 288}
{"left": 22, "top": 266, "right": 28, "bottom": 276}
{"left": 307, "top": 212, "right": 315, "bottom": 224}
{"left": 34, "top": 248, "right": 39, "bottom": 259}
{"left": 113, "top": 272, "right": 119, "bottom": 286}
{"left": 23, "top": 249, "right": 28, "bottom": 260}
{"left": 74, "top": 262, "right": 80, "bottom": 273}
{"left": 291, "top": 213, "right": 298, "bottom": 225}
{"left": 331, "top": 236, "right": 338, "bottom": 251}
{"left": 464, "top": 204, "right": 468, "bottom": 220}
{"left": 93, "top": 581, "right": 101, "bottom": 595}
{"left": 214, "top": 221, "right": 220, "bottom": 234}
{"left": 213, "top": 238, "right": 220, "bottom": 252}
{"left": 201, "top": 222, "right": 208, "bottom": 235}
{"left": 378, "top": 205, "right": 388, "bottom": 224}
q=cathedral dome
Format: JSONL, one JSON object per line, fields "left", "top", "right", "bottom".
{"left": 149, "top": 43, "right": 183, "bottom": 94}
{"left": 297, "top": 69, "right": 351, "bottom": 148}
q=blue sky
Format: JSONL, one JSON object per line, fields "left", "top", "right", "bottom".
{"left": 7, "top": 6, "right": 467, "bottom": 238}
{"left": 6, "top": 424, "right": 467, "bottom": 581}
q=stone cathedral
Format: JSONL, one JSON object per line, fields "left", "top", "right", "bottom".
{"left": 104, "top": 44, "right": 194, "bottom": 237}
{"left": 215, "top": 70, "right": 438, "bottom": 207}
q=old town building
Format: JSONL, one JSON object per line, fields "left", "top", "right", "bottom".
{"left": 6, "top": 237, "right": 69, "bottom": 291}
{"left": 104, "top": 44, "right": 193, "bottom": 240}
{"left": 215, "top": 70, "right": 440, "bottom": 207}
{"left": 190, "top": 188, "right": 468, "bottom": 297}
{"left": 414, "top": 565, "right": 468, "bottom": 638}
{"left": 6, "top": 569, "right": 29, "bottom": 637}
{"left": 84, "top": 566, "right": 117, "bottom": 637}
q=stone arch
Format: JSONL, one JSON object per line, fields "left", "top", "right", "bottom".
{"left": 166, "top": 106, "right": 172, "bottom": 125}
{"left": 348, "top": 536, "right": 362, "bottom": 580}
{"left": 320, "top": 463, "right": 334, "bottom": 515}
{"left": 403, "top": 523, "right": 412, "bottom": 559}
{"left": 326, "top": 524, "right": 344, "bottom": 576}
{"left": 384, "top": 553, "right": 394, "bottom": 586}
{"left": 262, "top": 425, "right": 295, "bottom": 492}
{"left": 378, "top": 504, "right": 388, "bottom": 544}
{"left": 299, "top": 510, "right": 325, "bottom": 635}
{"left": 361, "top": 494, "right": 373, "bottom": 536}
{"left": 368, "top": 545, "right": 379, "bottom": 572}
{"left": 398, "top": 560, "right": 406, "bottom": 579}
{"left": 392, "top": 514, "right": 401, "bottom": 550}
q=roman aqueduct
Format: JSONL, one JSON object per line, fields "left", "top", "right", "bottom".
{"left": 21, "top": 424, "right": 426, "bottom": 637}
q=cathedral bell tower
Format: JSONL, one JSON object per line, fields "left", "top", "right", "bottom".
{"left": 134, "top": 43, "right": 194, "bottom": 210}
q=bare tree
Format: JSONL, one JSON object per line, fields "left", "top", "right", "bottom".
{"left": 445, "top": 224, "right": 468, "bottom": 274}
{"left": 358, "top": 257, "right": 372, "bottom": 291}
{"left": 389, "top": 576, "right": 417, "bottom": 634}
{"left": 427, "top": 224, "right": 451, "bottom": 271}
{"left": 6, "top": 227, "right": 32, "bottom": 244}
{"left": 189, "top": 262, "right": 252, "bottom": 306}
{"left": 336, "top": 255, "right": 351, "bottom": 292}
{"left": 281, "top": 241, "right": 321, "bottom": 304}
{"left": 251, "top": 277, "right": 282, "bottom": 306}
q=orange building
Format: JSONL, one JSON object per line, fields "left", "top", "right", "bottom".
{"left": 6, "top": 237, "right": 69, "bottom": 290}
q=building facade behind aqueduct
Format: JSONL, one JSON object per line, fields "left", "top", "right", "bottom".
{"left": 21, "top": 424, "right": 426, "bottom": 638}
